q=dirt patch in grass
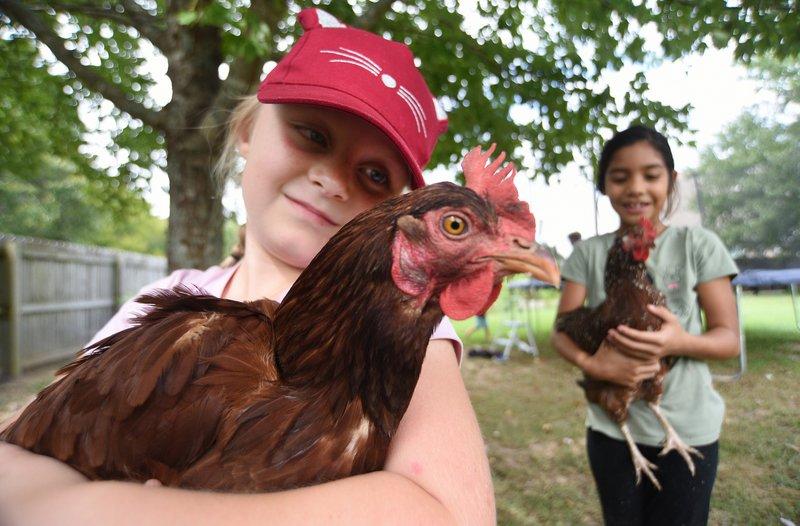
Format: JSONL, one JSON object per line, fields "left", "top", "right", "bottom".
{"left": 0, "top": 365, "right": 60, "bottom": 424}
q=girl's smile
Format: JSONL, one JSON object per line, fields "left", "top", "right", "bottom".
{"left": 284, "top": 194, "right": 340, "bottom": 227}
{"left": 620, "top": 201, "right": 653, "bottom": 215}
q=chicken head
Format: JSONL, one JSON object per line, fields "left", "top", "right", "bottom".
{"left": 390, "top": 145, "right": 560, "bottom": 320}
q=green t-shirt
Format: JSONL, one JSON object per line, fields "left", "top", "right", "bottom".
{"left": 561, "top": 226, "right": 739, "bottom": 446}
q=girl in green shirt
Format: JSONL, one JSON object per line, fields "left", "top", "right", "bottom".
{"left": 552, "top": 125, "right": 739, "bottom": 525}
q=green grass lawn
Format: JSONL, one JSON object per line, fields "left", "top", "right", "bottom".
{"left": 1, "top": 292, "right": 797, "bottom": 524}
{"left": 456, "top": 290, "right": 800, "bottom": 524}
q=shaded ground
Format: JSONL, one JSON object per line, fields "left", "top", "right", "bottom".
{"left": 456, "top": 291, "right": 800, "bottom": 524}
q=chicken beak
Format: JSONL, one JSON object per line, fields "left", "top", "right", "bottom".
{"left": 489, "top": 244, "right": 561, "bottom": 286}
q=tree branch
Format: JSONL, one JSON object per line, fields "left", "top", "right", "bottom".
{"left": 359, "top": 0, "right": 398, "bottom": 31}
{"left": 118, "top": 0, "right": 170, "bottom": 52}
{"left": 32, "top": 0, "right": 171, "bottom": 53}
{"left": 34, "top": 2, "right": 137, "bottom": 26}
{"left": 0, "top": 0, "right": 168, "bottom": 131}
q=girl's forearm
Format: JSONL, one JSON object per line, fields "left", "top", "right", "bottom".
{"left": 673, "top": 326, "right": 740, "bottom": 361}
{"left": 677, "top": 277, "right": 740, "bottom": 361}
{"left": 9, "top": 471, "right": 456, "bottom": 526}
{"left": 551, "top": 331, "right": 592, "bottom": 373}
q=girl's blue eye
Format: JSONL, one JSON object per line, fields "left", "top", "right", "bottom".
{"left": 296, "top": 126, "right": 328, "bottom": 147}
{"left": 361, "top": 166, "right": 389, "bottom": 188}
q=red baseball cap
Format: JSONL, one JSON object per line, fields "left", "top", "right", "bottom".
{"left": 258, "top": 8, "right": 448, "bottom": 188}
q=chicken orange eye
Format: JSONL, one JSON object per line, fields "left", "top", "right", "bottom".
{"left": 442, "top": 215, "right": 467, "bottom": 236}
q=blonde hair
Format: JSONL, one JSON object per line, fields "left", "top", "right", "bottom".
{"left": 214, "top": 94, "right": 261, "bottom": 187}
{"left": 216, "top": 95, "right": 261, "bottom": 267}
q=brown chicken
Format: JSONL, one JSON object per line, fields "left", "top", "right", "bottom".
{"left": 2, "top": 145, "right": 559, "bottom": 492}
{"left": 555, "top": 218, "right": 700, "bottom": 490}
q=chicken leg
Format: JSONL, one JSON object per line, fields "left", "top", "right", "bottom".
{"left": 619, "top": 422, "right": 662, "bottom": 490}
{"left": 648, "top": 402, "right": 703, "bottom": 475}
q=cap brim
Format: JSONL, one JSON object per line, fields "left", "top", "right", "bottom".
{"left": 258, "top": 83, "right": 425, "bottom": 189}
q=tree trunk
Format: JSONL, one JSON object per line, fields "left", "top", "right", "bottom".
{"left": 165, "top": 130, "right": 224, "bottom": 271}
{"left": 163, "top": 21, "right": 225, "bottom": 271}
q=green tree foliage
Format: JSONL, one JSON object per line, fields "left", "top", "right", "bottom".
{"left": 695, "top": 55, "right": 800, "bottom": 259}
{"left": 0, "top": 161, "right": 167, "bottom": 254}
{"left": 1, "top": 37, "right": 89, "bottom": 183}
{"left": 1, "top": 0, "right": 797, "bottom": 268}
{"left": 0, "top": 35, "right": 165, "bottom": 254}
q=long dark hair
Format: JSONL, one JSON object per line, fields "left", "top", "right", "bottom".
{"left": 596, "top": 125, "right": 679, "bottom": 216}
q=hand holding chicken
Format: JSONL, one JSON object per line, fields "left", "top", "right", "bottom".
{"left": 607, "top": 304, "right": 688, "bottom": 361}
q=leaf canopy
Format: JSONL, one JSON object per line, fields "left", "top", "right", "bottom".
{"left": 2, "top": 0, "right": 797, "bottom": 263}
{"left": 695, "top": 55, "right": 800, "bottom": 259}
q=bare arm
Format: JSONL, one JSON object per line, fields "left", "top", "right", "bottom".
{"left": 550, "top": 280, "right": 593, "bottom": 371}
{"left": 0, "top": 340, "right": 494, "bottom": 526}
{"left": 608, "top": 277, "right": 740, "bottom": 361}
{"left": 551, "top": 281, "right": 660, "bottom": 388}
{"left": 681, "top": 277, "right": 740, "bottom": 359}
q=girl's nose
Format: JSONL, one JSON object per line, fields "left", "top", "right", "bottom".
{"left": 309, "top": 163, "right": 350, "bottom": 201}
{"left": 626, "top": 174, "right": 646, "bottom": 195}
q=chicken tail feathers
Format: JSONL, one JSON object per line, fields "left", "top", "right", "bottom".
{"left": 2, "top": 286, "right": 278, "bottom": 483}
{"left": 133, "top": 285, "right": 272, "bottom": 323}
{"left": 555, "top": 307, "right": 606, "bottom": 355}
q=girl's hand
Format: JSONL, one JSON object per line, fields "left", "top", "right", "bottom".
{"left": 607, "top": 304, "right": 688, "bottom": 361}
{"left": 582, "top": 340, "right": 661, "bottom": 388}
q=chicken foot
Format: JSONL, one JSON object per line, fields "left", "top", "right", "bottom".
{"left": 648, "top": 402, "right": 703, "bottom": 476}
{"left": 619, "top": 422, "right": 662, "bottom": 491}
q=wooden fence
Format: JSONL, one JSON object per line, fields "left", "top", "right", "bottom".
{"left": 0, "top": 234, "right": 166, "bottom": 379}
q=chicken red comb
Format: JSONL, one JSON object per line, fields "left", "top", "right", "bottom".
{"left": 638, "top": 217, "right": 657, "bottom": 243}
{"left": 462, "top": 143, "right": 517, "bottom": 203}
{"left": 462, "top": 143, "right": 536, "bottom": 239}
{"left": 624, "top": 217, "right": 658, "bottom": 262}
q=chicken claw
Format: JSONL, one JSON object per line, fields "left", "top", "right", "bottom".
{"left": 620, "top": 422, "right": 662, "bottom": 490}
{"left": 648, "top": 402, "right": 704, "bottom": 476}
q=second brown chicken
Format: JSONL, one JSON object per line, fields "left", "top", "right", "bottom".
{"left": 555, "top": 218, "right": 702, "bottom": 490}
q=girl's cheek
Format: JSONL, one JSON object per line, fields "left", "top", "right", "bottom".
{"left": 348, "top": 191, "right": 386, "bottom": 218}
{"left": 279, "top": 125, "right": 317, "bottom": 157}
{"left": 342, "top": 206, "right": 369, "bottom": 224}
{"left": 281, "top": 131, "right": 302, "bottom": 153}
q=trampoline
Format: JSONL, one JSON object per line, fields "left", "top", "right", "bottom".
{"left": 725, "top": 268, "right": 800, "bottom": 380}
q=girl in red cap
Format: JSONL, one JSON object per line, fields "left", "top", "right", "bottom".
{"left": 0, "top": 9, "right": 494, "bottom": 525}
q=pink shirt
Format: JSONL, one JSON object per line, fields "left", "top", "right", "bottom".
{"left": 90, "top": 264, "right": 462, "bottom": 362}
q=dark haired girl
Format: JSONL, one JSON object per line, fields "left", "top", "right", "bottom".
{"left": 552, "top": 125, "right": 740, "bottom": 525}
